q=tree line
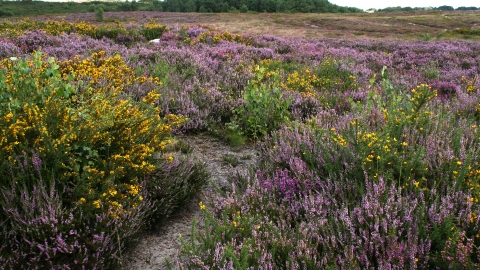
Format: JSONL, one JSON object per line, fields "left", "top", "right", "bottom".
{"left": 377, "top": 5, "right": 478, "bottom": 12}
{"left": 158, "top": 0, "right": 362, "bottom": 13}
{"left": 0, "top": 0, "right": 362, "bottom": 17}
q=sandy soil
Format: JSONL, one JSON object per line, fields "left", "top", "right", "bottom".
{"left": 121, "top": 133, "right": 260, "bottom": 269}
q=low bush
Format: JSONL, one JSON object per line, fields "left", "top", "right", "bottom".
{"left": 230, "top": 65, "right": 291, "bottom": 140}
{"left": 0, "top": 51, "right": 207, "bottom": 268}
{"left": 140, "top": 20, "right": 167, "bottom": 41}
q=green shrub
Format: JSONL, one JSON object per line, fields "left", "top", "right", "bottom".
{"left": 0, "top": 51, "right": 193, "bottom": 268}
{"left": 240, "top": 4, "right": 248, "bottom": 13}
{"left": 140, "top": 20, "right": 167, "bottom": 40}
{"left": 231, "top": 66, "right": 291, "bottom": 140}
{"left": 94, "top": 6, "right": 104, "bottom": 22}
{"left": 0, "top": 51, "right": 185, "bottom": 211}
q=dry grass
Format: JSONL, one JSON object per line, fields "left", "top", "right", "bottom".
{"left": 24, "top": 10, "right": 480, "bottom": 40}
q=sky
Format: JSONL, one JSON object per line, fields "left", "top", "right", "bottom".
{"left": 329, "top": 0, "right": 479, "bottom": 10}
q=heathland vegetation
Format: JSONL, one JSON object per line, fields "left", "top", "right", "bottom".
{"left": 1, "top": 7, "right": 480, "bottom": 269}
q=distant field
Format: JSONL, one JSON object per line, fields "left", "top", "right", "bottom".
{"left": 10, "top": 10, "right": 480, "bottom": 40}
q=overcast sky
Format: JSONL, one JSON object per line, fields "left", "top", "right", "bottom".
{"left": 330, "top": 0, "right": 479, "bottom": 10}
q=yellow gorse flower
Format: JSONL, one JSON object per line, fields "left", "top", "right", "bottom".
{"left": 0, "top": 49, "right": 186, "bottom": 221}
{"left": 93, "top": 200, "right": 101, "bottom": 209}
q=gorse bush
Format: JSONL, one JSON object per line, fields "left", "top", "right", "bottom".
{"left": 140, "top": 20, "right": 167, "bottom": 41}
{"left": 0, "top": 51, "right": 203, "bottom": 268}
{"left": 0, "top": 51, "right": 184, "bottom": 190}
{"left": 0, "top": 19, "right": 165, "bottom": 44}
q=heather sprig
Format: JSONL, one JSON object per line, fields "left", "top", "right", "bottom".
{"left": 0, "top": 161, "right": 153, "bottom": 269}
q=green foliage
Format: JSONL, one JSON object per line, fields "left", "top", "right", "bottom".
{"left": 222, "top": 155, "right": 239, "bottom": 167}
{"left": 421, "top": 32, "right": 432, "bottom": 41}
{"left": 96, "top": 24, "right": 130, "bottom": 40}
{"left": 140, "top": 20, "right": 167, "bottom": 40}
{"left": 184, "top": 0, "right": 196, "bottom": 12}
{"left": 456, "top": 6, "right": 478, "bottom": 11}
{"left": 436, "top": 5, "right": 455, "bottom": 11}
{"left": 229, "top": 6, "right": 240, "bottom": 13}
{"left": 0, "top": 1, "right": 113, "bottom": 16}
{"left": 420, "top": 61, "right": 440, "bottom": 80}
{"left": 452, "top": 28, "right": 480, "bottom": 37}
{"left": 346, "top": 69, "right": 441, "bottom": 187}
{"left": 0, "top": 0, "right": 363, "bottom": 16}
{"left": 0, "top": 9, "right": 14, "bottom": 17}
{"left": 0, "top": 51, "right": 185, "bottom": 212}
{"left": 240, "top": 4, "right": 248, "bottom": 13}
{"left": 179, "top": 202, "right": 260, "bottom": 268}
{"left": 232, "top": 66, "right": 292, "bottom": 140}
{"left": 146, "top": 157, "right": 209, "bottom": 227}
{"left": 94, "top": 6, "right": 104, "bottom": 22}
{"left": 225, "top": 122, "right": 247, "bottom": 147}
{"left": 220, "top": 2, "right": 229, "bottom": 12}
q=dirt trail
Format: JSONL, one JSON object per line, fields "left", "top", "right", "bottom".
{"left": 121, "top": 133, "right": 260, "bottom": 269}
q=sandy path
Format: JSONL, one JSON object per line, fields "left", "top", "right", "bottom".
{"left": 121, "top": 133, "right": 260, "bottom": 269}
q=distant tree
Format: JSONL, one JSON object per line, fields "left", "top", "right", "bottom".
{"left": 282, "top": 0, "right": 295, "bottom": 12}
{"left": 263, "top": 0, "right": 276, "bottom": 12}
{"left": 108, "top": 0, "right": 363, "bottom": 14}
{"left": 229, "top": 6, "right": 239, "bottom": 13}
{"left": 184, "top": 0, "right": 196, "bottom": 12}
{"left": 275, "top": 0, "right": 285, "bottom": 12}
{"left": 94, "top": 6, "right": 104, "bottom": 21}
{"left": 437, "top": 5, "right": 454, "bottom": 11}
{"left": 224, "top": 0, "right": 241, "bottom": 10}
{"left": 220, "top": 2, "right": 229, "bottom": 12}
{"left": 162, "top": 0, "right": 179, "bottom": 12}
{"left": 313, "top": 0, "right": 329, "bottom": 12}
{"left": 199, "top": 5, "right": 207, "bottom": 12}
{"left": 240, "top": 4, "right": 248, "bottom": 13}
{"left": 456, "top": 6, "right": 478, "bottom": 11}
{"left": 203, "top": 0, "right": 218, "bottom": 12}
{"left": 348, "top": 7, "right": 362, "bottom": 12}
{"left": 246, "top": 0, "right": 258, "bottom": 12}
{"left": 152, "top": 0, "right": 163, "bottom": 11}
{"left": 0, "top": 9, "right": 14, "bottom": 17}
{"left": 379, "top": 6, "right": 403, "bottom": 12}
{"left": 296, "top": 0, "right": 314, "bottom": 12}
